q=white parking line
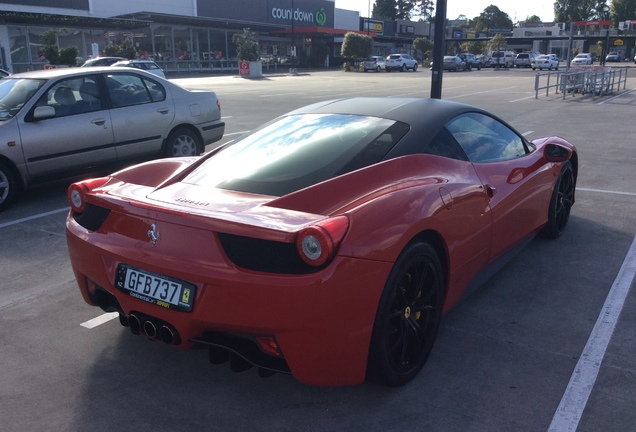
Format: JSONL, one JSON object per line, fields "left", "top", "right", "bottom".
{"left": 597, "top": 88, "right": 636, "bottom": 105}
{"left": 0, "top": 207, "right": 68, "bottom": 229}
{"left": 578, "top": 187, "right": 636, "bottom": 197}
{"left": 222, "top": 130, "right": 250, "bottom": 136}
{"left": 80, "top": 312, "right": 119, "bottom": 329}
{"left": 549, "top": 236, "right": 636, "bottom": 431}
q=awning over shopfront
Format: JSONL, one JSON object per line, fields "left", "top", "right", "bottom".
{"left": 0, "top": 10, "right": 149, "bottom": 29}
{"left": 272, "top": 26, "right": 377, "bottom": 37}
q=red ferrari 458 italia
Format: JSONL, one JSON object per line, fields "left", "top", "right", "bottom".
{"left": 66, "top": 98, "right": 577, "bottom": 386}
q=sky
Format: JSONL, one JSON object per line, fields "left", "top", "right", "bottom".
{"left": 334, "top": 0, "right": 557, "bottom": 23}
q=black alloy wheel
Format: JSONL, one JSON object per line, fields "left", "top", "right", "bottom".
{"left": 543, "top": 161, "right": 575, "bottom": 239}
{"left": 367, "top": 241, "right": 444, "bottom": 386}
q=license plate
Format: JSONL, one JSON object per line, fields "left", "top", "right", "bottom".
{"left": 115, "top": 264, "right": 196, "bottom": 312}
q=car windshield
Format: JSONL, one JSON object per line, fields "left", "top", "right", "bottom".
{"left": 183, "top": 113, "right": 409, "bottom": 196}
{"left": 537, "top": 56, "right": 549, "bottom": 60}
{"left": 0, "top": 78, "right": 46, "bottom": 120}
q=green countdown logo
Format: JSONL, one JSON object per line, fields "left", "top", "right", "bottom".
{"left": 316, "top": 8, "right": 327, "bottom": 26}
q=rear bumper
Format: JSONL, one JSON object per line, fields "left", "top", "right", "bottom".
{"left": 66, "top": 217, "right": 393, "bottom": 386}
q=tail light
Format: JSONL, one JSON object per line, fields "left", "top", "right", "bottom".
{"left": 68, "top": 177, "right": 110, "bottom": 213}
{"left": 296, "top": 216, "right": 349, "bottom": 267}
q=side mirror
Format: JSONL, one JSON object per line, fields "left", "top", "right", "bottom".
{"left": 33, "top": 106, "right": 55, "bottom": 120}
{"left": 544, "top": 143, "right": 572, "bottom": 162}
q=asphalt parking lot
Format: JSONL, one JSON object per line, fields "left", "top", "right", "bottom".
{"left": 1, "top": 67, "right": 635, "bottom": 432}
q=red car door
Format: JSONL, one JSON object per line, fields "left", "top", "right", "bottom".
{"left": 471, "top": 151, "right": 556, "bottom": 261}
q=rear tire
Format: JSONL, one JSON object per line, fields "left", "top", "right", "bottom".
{"left": 0, "top": 161, "right": 17, "bottom": 211}
{"left": 367, "top": 241, "right": 444, "bottom": 386}
{"left": 165, "top": 127, "right": 202, "bottom": 157}
{"left": 401, "top": 64, "right": 407, "bottom": 72}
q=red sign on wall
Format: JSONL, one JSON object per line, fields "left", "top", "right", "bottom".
{"left": 239, "top": 61, "right": 250, "bottom": 76}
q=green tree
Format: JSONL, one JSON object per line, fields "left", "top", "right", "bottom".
{"left": 413, "top": 37, "right": 433, "bottom": 60}
{"left": 472, "top": 5, "right": 513, "bottom": 32}
{"left": 488, "top": 33, "right": 507, "bottom": 52}
{"left": 524, "top": 15, "right": 542, "bottom": 23}
{"left": 373, "top": 0, "right": 396, "bottom": 19}
{"left": 594, "top": 0, "right": 611, "bottom": 20}
{"left": 610, "top": 0, "right": 636, "bottom": 24}
{"left": 40, "top": 29, "right": 79, "bottom": 66}
{"left": 462, "top": 41, "right": 488, "bottom": 55}
{"left": 104, "top": 36, "right": 138, "bottom": 59}
{"left": 373, "top": 0, "right": 435, "bottom": 20}
{"left": 341, "top": 32, "right": 373, "bottom": 71}
{"left": 413, "top": 0, "right": 435, "bottom": 20}
{"left": 554, "top": 0, "right": 596, "bottom": 25}
{"left": 232, "top": 28, "right": 259, "bottom": 62}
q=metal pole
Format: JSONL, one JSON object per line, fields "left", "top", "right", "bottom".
{"left": 291, "top": 0, "right": 295, "bottom": 69}
{"left": 430, "top": 0, "right": 447, "bottom": 99}
{"left": 367, "top": 0, "right": 370, "bottom": 35}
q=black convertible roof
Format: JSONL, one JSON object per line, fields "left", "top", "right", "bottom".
{"left": 287, "top": 97, "right": 485, "bottom": 129}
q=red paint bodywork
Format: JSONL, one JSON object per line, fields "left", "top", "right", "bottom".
{"left": 66, "top": 137, "right": 576, "bottom": 386}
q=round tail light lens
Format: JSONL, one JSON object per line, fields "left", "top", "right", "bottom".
{"left": 67, "top": 177, "right": 110, "bottom": 213}
{"left": 296, "top": 216, "right": 349, "bottom": 267}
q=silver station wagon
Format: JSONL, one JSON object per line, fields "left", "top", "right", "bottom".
{"left": 0, "top": 67, "right": 224, "bottom": 210}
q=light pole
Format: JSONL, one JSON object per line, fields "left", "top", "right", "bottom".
{"left": 291, "top": 0, "right": 295, "bottom": 70}
{"left": 367, "top": 0, "right": 370, "bottom": 35}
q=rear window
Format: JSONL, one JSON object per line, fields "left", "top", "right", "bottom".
{"left": 388, "top": 55, "right": 401, "bottom": 60}
{"left": 517, "top": 54, "right": 528, "bottom": 59}
{"left": 184, "top": 114, "right": 409, "bottom": 196}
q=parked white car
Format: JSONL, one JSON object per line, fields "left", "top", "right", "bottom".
{"left": 111, "top": 60, "right": 166, "bottom": 78}
{"left": 363, "top": 56, "right": 386, "bottom": 72}
{"left": 532, "top": 54, "right": 559, "bottom": 70}
{"left": 385, "top": 54, "right": 418, "bottom": 72}
{"left": 571, "top": 53, "right": 593, "bottom": 66}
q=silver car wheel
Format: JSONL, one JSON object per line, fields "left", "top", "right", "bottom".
{"left": 0, "top": 161, "right": 17, "bottom": 210}
{"left": 166, "top": 128, "right": 201, "bottom": 157}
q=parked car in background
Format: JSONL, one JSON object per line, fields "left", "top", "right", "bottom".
{"left": 66, "top": 96, "right": 577, "bottom": 387}
{"left": 442, "top": 56, "right": 466, "bottom": 71}
{"left": 532, "top": 54, "right": 560, "bottom": 70}
{"left": 81, "top": 56, "right": 125, "bottom": 67}
{"left": 385, "top": 54, "right": 418, "bottom": 72}
{"left": 514, "top": 52, "right": 538, "bottom": 68}
{"left": 605, "top": 52, "right": 620, "bottom": 62}
{"left": 458, "top": 53, "right": 481, "bottom": 70}
{"left": 0, "top": 67, "right": 224, "bottom": 210}
{"left": 571, "top": 53, "right": 593, "bottom": 66}
{"left": 491, "top": 50, "right": 515, "bottom": 68}
{"left": 111, "top": 60, "right": 166, "bottom": 78}
{"left": 363, "top": 56, "right": 386, "bottom": 72}
{"left": 475, "top": 54, "right": 491, "bottom": 67}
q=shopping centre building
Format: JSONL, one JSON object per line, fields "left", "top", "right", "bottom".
{"left": 0, "top": 0, "right": 428, "bottom": 73}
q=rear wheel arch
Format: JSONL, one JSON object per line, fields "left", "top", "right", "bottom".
{"left": 366, "top": 230, "right": 448, "bottom": 386}
{"left": 411, "top": 230, "right": 449, "bottom": 293}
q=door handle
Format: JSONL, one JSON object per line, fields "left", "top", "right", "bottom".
{"left": 484, "top": 184, "right": 496, "bottom": 198}
{"left": 157, "top": 108, "right": 169, "bottom": 114}
{"left": 91, "top": 119, "right": 106, "bottom": 126}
